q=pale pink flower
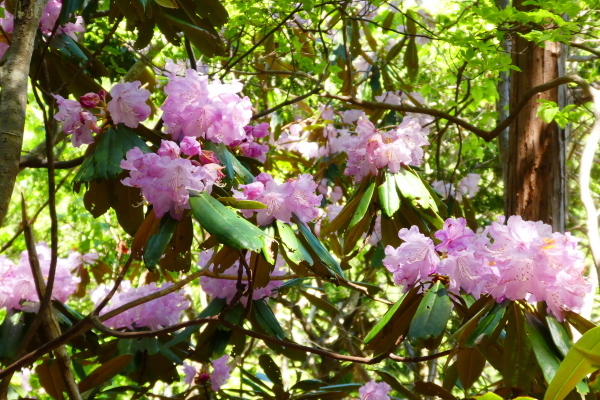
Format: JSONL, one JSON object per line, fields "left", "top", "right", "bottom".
{"left": 94, "top": 281, "right": 190, "bottom": 330}
{"left": 107, "top": 81, "right": 151, "bottom": 128}
{"left": 233, "top": 173, "right": 321, "bottom": 225}
{"left": 358, "top": 380, "right": 391, "bottom": 400}
{"left": 211, "top": 355, "right": 232, "bottom": 391}
{"left": 182, "top": 362, "right": 197, "bottom": 385}
{"left": 383, "top": 226, "right": 439, "bottom": 290}
{"left": 434, "top": 217, "right": 475, "bottom": 253}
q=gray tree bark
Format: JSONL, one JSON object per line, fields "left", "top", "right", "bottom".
{"left": 0, "top": 0, "right": 48, "bottom": 227}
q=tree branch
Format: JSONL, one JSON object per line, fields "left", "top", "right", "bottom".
{"left": 323, "top": 75, "right": 587, "bottom": 142}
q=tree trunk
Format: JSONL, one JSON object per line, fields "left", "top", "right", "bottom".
{"left": 0, "top": 0, "right": 47, "bottom": 227}
{"left": 505, "top": 0, "right": 566, "bottom": 230}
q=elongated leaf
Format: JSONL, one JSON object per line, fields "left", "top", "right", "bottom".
{"left": 253, "top": 299, "right": 286, "bottom": 339}
{"left": 547, "top": 316, "right": 573, "bottom": 358}
{"left": 379, "top": 173, "right": 401, "bottom": 218}
{"left": 465, "top": 300, "right": 507, "bottom": 347}
{"left": 374, "top": 370, "right": 420, "bottom": 400}
{"left": 78, "top": 354, "right": 134, "bottom": 392}
{"left": 300, "top": 290, "right": 338, "bottom": 317}
{"left": 166, "top": 298, "right": 226, "bottom": 348}
{"left": 395, "top": 168, "right": 436, "bottom": 211}
{"left": 364, "top": 297, "right": 404, "bottom": 344}
{"left": 545, "top": 326, "right": 600, "bottom": 400}
{"left": 349, "top": 181, "right": 375, "bottom": 231}
{"left": 37, "top": 359, "right": 65, "bottom": 400}
{"left": 294, "top": 216, "right": 344, "bottom": 278}
{"left": 414, "top": 381, "right": 456, "bottom": 400}
{"left": 74, "top": 125, "right": 150, "bottom": 182}
{"left": 190, "top": 191, "right": 264, "bottom": 251}
{"left": 408, "top": 281, "right": 451, "bottom": 341}
{"left": 457, "top": 348, "right": 485, "bottom": 390}
{"left": 259, "top": 354, "right": 283, "bottom": 387}
{"left": 218, "top": 197, "right": 266, "bottom": 209}
{"left": 144, "top": 214, "right": 179, "bottom": 268}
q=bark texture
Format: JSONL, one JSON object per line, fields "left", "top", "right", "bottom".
{"left": 0, "top": 0, "right": 47, "bottom": 227}
{"left": 505, "top": 0, "right": 566, "bottom": 230}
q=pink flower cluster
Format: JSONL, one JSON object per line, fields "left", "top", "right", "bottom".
{"left": 121, "top": 139, "right": 224, "bottom": 220}
{"left": 53, "top": 82, "right": 151, "bottom": 147}
{"left": 358, "top": 380, "right": 392, "bottom": 400}
{"left": 199, "top": 250, "right": 287, "bottom": 305}
{"left": 0, "top": 243, "right": 83, "bottom": 311}
{"left": 383, "top": 217, "right": 591, "bottom": 320}
{"left": 344, "top": 116, "right": 429, "bottom": 182}
{"left": 92, "top": 281, "right": 190, "bottom": 330}
{"left": 233, "top": 173, "right": 322, "bottom": 226}
{"left": 161, "top": 69, "right": 252, "bottom": 145}
{"left": 432, "top": 173, "right": 480, "bottom": 202}
{"left": 0, "top": 0, "right": 84, "bottom": 59}
{"left": 53, "top": 94, "right": 101, "bottom": 147}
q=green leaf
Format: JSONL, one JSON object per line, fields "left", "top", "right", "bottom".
{"left": 348, "top": 180, "right": 375, "bottom": 231}
{"left": 50, "top": 34, "right": 88, "bottom": 64}
{"left": 144, "top": 214, "right": 179, "bottom": 268}
{"left": 373, "top": 370, "right": 420, "bottom": 400}
{"left": 379, "top": 173, "right": 401, "bottom": 218}
{"left": 546, "top": 316, "right": 573, "bottom": 357}
{"left": 163, "top": 12, "right": 224, "bottom": 57}
{"left": 190, "top": 191, "right": 264, "bottom": 251}
{"left": 218, "top": 197, "right": 267, "bottom": 209}
{"left": 545, "top": 326, "right": 600, "bottom": 400}
{"left": 408, "top": 281, "right": 451, "bottom": 341}
{"left": 259, "top": 354, "right": 283, "bottom": 387}
{"left": 395, "top": 167, "right": 436, "bottom": 211}
{"left": 364, "top": 297, "right": 404, "bottom": 344}
{"left": 74, "top": 125, "right": 150, "bottom": 182}
{"left": 475, "top": 393, "right": 503, "bottom": 400}
{"left": 276, "top": 221, "right": 313, "bottom": 266}
{"left": 204, "top": 142, "right": 235, "bottom": 184}
{"left": 293, "top": 216, "right": 344, "bottom": 279}
{"left": 465, "top": 301, "right": 507, "bottom": 347}
{"left": 253, "top": 299, "right": 286, "bottom": 339}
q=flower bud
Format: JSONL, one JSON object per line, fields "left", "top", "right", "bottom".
{"left": 79, "top": 92, "right": 101, "bottom": 108}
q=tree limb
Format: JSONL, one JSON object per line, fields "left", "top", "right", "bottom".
{"left": 323, "top": 75, "right": 587, "bottom": 142}
{"left": 0, "top": 0, "right": 49, "bottom": 227}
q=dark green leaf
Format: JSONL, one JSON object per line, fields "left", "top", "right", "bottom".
{"left": 348, "top": 180, "right": 375, "bottom": 231}
{"left": 293, "top": 216, "right": 344, "bottom": 279}
{"left": 253, "top": 299, "right": 286, "bottom": 339}
{"left": 190, "top": 191, "right": 264, "bottom": 251}
{"left": 364, "top": 297, "right": 403, "bottom": 344}
{"left": 259, "top": 354, "right": 283, "bottom": 387}
{"left": 408, "top": 281, "right": 451, "bottom": 341}
{"left": 379, "top": 172, "right": 401, "bottom": 218}
{"left": 143, "top": 214, "right": 179, "bottom": 268}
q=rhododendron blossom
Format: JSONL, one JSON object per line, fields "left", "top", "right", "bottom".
{"left": 120, "top": 140, "right": 224, "bottom": 219}
{"left": 53, "top": 94, "right": 100, "bottom": 147}
{"left": 383, "top": 216, "right": 590, "bottom": 320}
{"left": 233, "top": 173, "right": 322, "bottom": 225}
{"left": 92, "top": 281, "right": 190, "bottom": 330}
{"left": 0, "top": 243, "right": 83, "bottom": 311}
{"left": 344, "top": 116, "right": 429, "bottom": 182}
{"left": 161, "top": 69, "right": 252, "bottom": 145}
{"left": 210, "top": 355, "right": 232, "bottom": 391}
{"left": 107, "top": 81, "right": 151, "bottom": 128}
{"left": 358, "top": 380, "right": 392, "bottom": 400}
